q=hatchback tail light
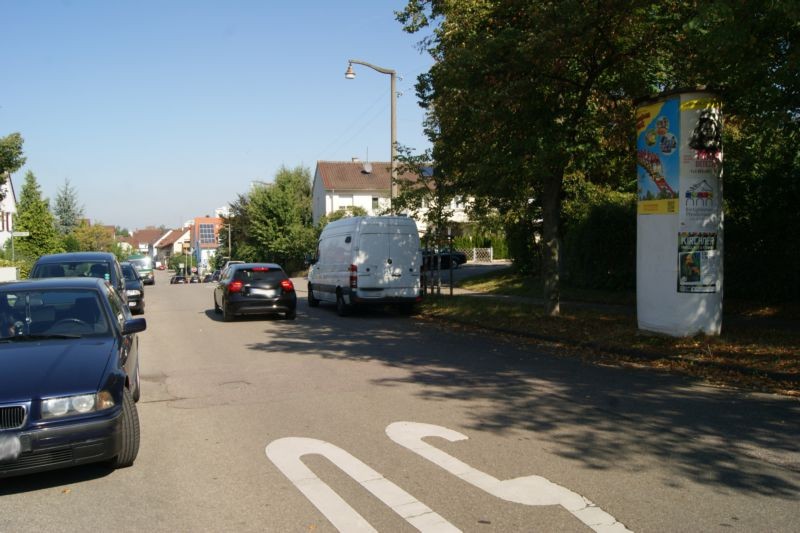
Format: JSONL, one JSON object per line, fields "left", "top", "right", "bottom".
{"left": 280, "top": 279, "right": 294, "bottom": 292}
{"left": 228, "top": 280, "right": 244, "bottom": 294}
{"left": 349, "top": 264, "right": 357, "bottom": 289}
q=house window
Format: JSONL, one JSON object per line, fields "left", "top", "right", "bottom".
{"left": 199, "top": 223, "right": 216, "bottom": 244}
{"left": 372, "top": 197, "right": 379, "bottom": 211}
{"left": 335, "top": 195, "right": 353, "bottom": 211}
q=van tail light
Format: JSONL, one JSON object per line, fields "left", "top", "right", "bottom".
{"left": 228, "top": 280, "right": 244, "bottom": 294}
{"left": 349, "top": 264, "right": 358, "bottom": 289}
{"left": 280, "top": 279, "right": 295, "bottom": 292}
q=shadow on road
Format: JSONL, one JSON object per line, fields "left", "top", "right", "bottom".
{"left": 244, "top": 297, "right": 800, "bottom": 499}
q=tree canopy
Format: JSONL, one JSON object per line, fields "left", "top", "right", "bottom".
{"left": 12, "top": 171, "right": 62, "bottom": 261}
{"left": 398, "top": 0, "right": 800, "bottom": 308}
{"left": 0, "top": 133, "right": 26, "bottom": 200}
{"left": 52, "top": 178, "right": 85, "bottom": 235}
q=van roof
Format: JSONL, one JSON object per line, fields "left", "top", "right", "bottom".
{"left": 324, "top": 215, "right": 418, "bottom": 231}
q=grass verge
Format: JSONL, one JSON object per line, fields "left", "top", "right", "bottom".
{"left": 419, "top": 270, "right": 799, "bottom": 396}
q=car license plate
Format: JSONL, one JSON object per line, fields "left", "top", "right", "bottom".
{"left": 128, "top": 301, "right": 136, "bottom": 307}
{"left": 250, "top": 288, "right": 276, "bottom": 297}
{"left": 0, "top": 433, "right": 22, "bottom": 462}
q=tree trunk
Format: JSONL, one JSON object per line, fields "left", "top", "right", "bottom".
{"left": 541, "top": 173, "right": 563, "bottom": 317}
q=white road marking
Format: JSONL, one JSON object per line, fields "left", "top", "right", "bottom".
{"left": 265, "top": 437, "right": 461, "bottom": 532}
{"left": 386, "top": 421, "right": 632, "bottom": 533}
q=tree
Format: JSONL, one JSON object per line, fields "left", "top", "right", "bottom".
{"left": 218, "top": 194, "right": 255, "bottom": 265}
{"left": 246, "top": 166, "right": 316, "bottom": 273}
{"left": 13, "top": 171, "right": 62, "bottom": 261}
{"left": 72, "top": 220, "right": 116, "bottom": 252}
{"left": 392, "top": 145, "right": 456, "bottom": 248}
{"left": 0, "top": 133, "right": 26, "bottom": 200}
{"left": 398, "top": 1, "right": 694, "bottom": 315}
{"left": 52, "top": 178, "right": 84, "bottom": 235}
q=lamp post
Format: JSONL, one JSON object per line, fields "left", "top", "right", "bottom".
{"left": 345, "top": 59, "right": 397, "bottom": 212}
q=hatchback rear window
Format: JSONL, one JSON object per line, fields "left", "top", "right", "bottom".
{"left": 232, "top": 268, "right": 285, "bottom": 283}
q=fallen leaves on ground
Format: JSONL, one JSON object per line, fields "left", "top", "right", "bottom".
{"left": 419, "top": 296, "right": 799, "bottom": 396}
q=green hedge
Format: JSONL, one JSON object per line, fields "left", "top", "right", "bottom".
{"left": 560, "top": 178, "right": 637, "bottom": 291}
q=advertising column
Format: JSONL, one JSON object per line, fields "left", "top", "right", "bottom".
{"left": 636, "top": 90, "right": 723, "bottom": 336}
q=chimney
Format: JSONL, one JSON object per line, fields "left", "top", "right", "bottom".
{"left": 351, "top": 157, "right": 360, "bottom": 162}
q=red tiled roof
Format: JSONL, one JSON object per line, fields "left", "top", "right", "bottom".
{"left": 156, "top": 229, "right": 186, "bottom": 248}
{"left": 315, "top": 161, "right": 419, "bottom": 191}
{"left": 130, "top": 228, "right": 165, "bottom": 247}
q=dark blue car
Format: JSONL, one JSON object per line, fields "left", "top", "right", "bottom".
{"left": 0, "top": 277, "right": 146, "bottom": 478}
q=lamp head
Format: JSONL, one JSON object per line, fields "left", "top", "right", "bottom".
{"left": 344, "top": 63, "right": 356, "bottom": 80}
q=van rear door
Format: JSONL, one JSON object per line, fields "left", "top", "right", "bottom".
{"left": 357, "top": 224, "right": 419, "bottom": 290}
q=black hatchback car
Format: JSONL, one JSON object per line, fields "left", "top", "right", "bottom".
{"left": 120, "top": 261, "right": 145, "bottom": 315}
{"left": 0, "top": 277, "right": 146, "bottom": 478}
{"left": 213, "top": 263, "right": 296, "bottom": 321}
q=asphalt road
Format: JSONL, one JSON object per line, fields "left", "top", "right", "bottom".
{"left": 1, "top": 269, "right": 798, "bottom": 532}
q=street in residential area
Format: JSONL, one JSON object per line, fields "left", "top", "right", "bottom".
{"left": 1, "top": 269, "right": 797, "bottom": 532}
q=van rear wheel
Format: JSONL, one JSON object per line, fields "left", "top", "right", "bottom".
{"left": 336, "top": 293, "right": 350, "bottom": 317}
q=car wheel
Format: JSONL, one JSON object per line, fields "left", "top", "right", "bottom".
{"left": 109, "top": 388, "right": 140, "bottom": 469}
{"left": 285, "top": 309, "right": 296, "bottom": 320}
{"left": 214, "top": 295, "right": 221, "bottom": 313}
{"left": 336, "top": 293, "right": 350, "bottom": 317}
{"left": 307, "top": 284, "right": 320, "bottom": 308}
{"left": 222, "top": 302, "right": 234, "bottom": 322}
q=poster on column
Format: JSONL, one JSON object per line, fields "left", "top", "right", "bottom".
{"left": 636, "top": 97, "right": 680, "bottom": 214}
{"left": 679, "top": 93, "right": 723, "bottom": 230}
{"left": 678, "top": 232, "right": 720, "bottom": 293}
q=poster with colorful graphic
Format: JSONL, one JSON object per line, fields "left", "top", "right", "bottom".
{"left": 679, "top": 94, "right": 723, "bottom": 230}
{"left": 636, "top": 97, "right": 681, "bottom": 215}
{"left": 678, "top": 232, "right": 720, "bottom": 293}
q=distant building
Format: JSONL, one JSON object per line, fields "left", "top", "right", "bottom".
{"left": 311, "top": 160, "right": 470, "bottom": 233}
{"left": 126, "top": 227, "right": 166, "bottom": 257}
{"left": 0, "top": 172, "right": 18, "bottom": 249}
{"left": 154, "top": 228, "right": 190, "bottom": 266}
{"left": 190, "top": 216, "right": 223, "bottom": 271}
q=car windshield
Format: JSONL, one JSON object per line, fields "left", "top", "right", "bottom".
{"left": 129, "top": 258, "right": 152, "bottom": 270}
{"left": 122, "top": 264, "right": 138, "bottom": 281}
{"left": 0, "top": 289, "right": 110, "bottom": 340}
{"left": 37, "top": 261, "right": 111, "bottom": 281}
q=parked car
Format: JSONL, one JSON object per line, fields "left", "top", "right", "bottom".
{"left": 0, "top": 277, "right": 146, "bottom": 478}
{"left": 121, "top": 261, "right": 145, "bottom": 315}
{"left": 213, "top": 263, "right": 296, "bottom": 321}
{"left": 307, "top": 216, "right": 422, "bottom": 316}
{"left": 422, "top": 248, "right": 468, "bottom": 270}
{"left": 202, "top": 273, "right": 214, "bottom": 283}
{"left": 127, "top": 254, "right": 155, "bottom": 285}
{"left": 29, "top": 252, "right": 127, "bottom": 302}
{"left": 170, "top": 275, "right": 187, "bottom": 284}
{"left": 211, "top": 269, "right": 221, "bottom": 281}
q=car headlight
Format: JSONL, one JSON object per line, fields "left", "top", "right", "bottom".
{"left": 41, "top": 391, "right": 116, "bottom": 419}
{"left": 126, "top": 289, "right": 141, "bottom": 297}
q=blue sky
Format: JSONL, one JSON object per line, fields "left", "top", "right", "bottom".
{"left": 1, "top": 1, "right": 434, "bottom": 231}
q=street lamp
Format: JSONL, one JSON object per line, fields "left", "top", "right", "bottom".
{"left": 345, "top": 59, "right": 398, "bottom": 212}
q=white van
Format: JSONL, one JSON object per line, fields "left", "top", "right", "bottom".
{"left": 307, "top": 216, "right": 422, "bottom": 315}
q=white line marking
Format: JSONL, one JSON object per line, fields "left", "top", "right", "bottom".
{"left": 266, "top": 437, "right": 461, "bottom": 532}
{"left": 386, "top": 422, "right": 632, "bottom": 533}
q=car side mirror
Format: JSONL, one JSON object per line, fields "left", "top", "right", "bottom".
{"left": 122, "top": 317, "right": 147, "bottom": 335}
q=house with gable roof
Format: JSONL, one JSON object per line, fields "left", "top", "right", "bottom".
{"left": 311, "top": 160, "right": 470, "bottom": 233}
